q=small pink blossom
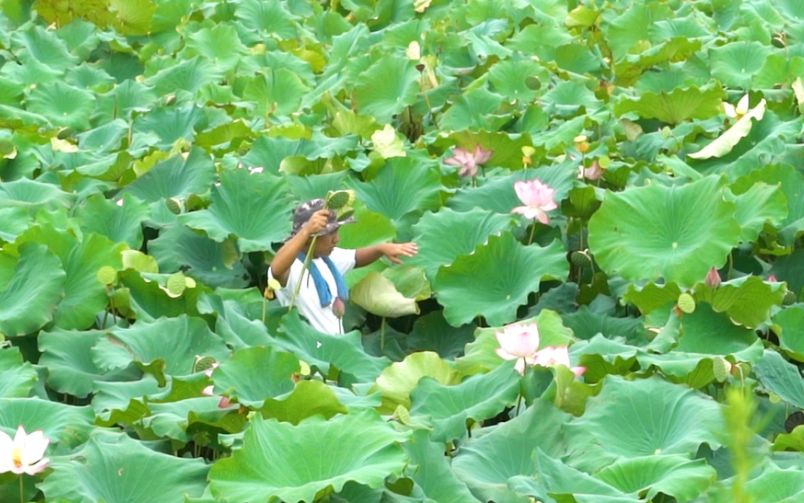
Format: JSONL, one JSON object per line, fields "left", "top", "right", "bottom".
{"left": 0, "top": 426, "right": 50, "bottom": 475}
{"left": 581, "top": 160, "right": 603, "bottom": 181}
{"left": 202, "top": 385, "right": 214, "bottom": 396}
{"left": 444, "top": 145, "right": 493, "bottom": 177}
{"left": 512, "top": 179, "right": 558, "bottom": 224}
{"left": 218, "top": 396, "right": 232, "bottom": 408}
{"left": 705, "top": 267, "right": 721, "bottom": 288}
{"left": 768, "top": 275, "right": 778, "bottom": 282}
{"left": 495, "top": 322, "right": 540, "bottom": 375}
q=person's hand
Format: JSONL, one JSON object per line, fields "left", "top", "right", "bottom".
{"left": 383, "top": 242, "right": 418, "bottom": 264}
{"left": 302, "top": 209, "right": 331, "bottom": 237}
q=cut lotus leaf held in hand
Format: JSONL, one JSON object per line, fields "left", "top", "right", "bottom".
{"left": 434, "top": 234, "right": 568, "bottom": 327}
{"left": 588, "top": 176, "right": 741, "bottom": 288}
{"left": 208, "top": 411, "right": 408, "bottom": 503}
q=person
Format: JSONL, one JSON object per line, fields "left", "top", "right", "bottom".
{"left": 268, "top": 199, "right": 418, "bottom": 334}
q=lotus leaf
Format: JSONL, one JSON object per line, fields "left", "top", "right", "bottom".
{"left": 0, "top": 346, "right": 37, "bottom": 397}
{"left": 212, "top": 346, "right": 299, "bottom": 407}
{"left": 181, "top": 168, "right": 294, "bottom": 252}
{"left": 351, "top": 271, "right": 420, "bottom": 318}
{"left": 774, "top": 304, "right": 804, "bottom": 361}
{"left": 39, "top": 430, "right": 209, "bottom": 502}
{"left": 754, "top": 350, "right": 804, "bottom": 409}
{"left": 373, "top": 351, "right": 458, "bottom": 413}
{"left": 260, "top": 380, "right": 348, "bottom": 425}
{"left": 588, "top": 176, "right": 741, "bottom": 288}
{"left": 208, "top": 411, "right": 408, "bottom": 503}
{"left": 0, "top": 397, "right": 94, "bottom": 450}
{"left": 434, "top": 234, "right": 568, "bottom": 326}
{"left": 566, "top": 376, "right": 723, "bottom": 471}
{"left": 410, "top": 362, "right": 519, "bottom": 442}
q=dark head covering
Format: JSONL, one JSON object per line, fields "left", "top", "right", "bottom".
{"left": 291, "top": 198, "right": 354, "bottom": 236}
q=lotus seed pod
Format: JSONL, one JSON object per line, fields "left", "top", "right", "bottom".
{"left": 677, "top": 292, "right": 696, "bottom": 314}
{"left": 166, "top": 272, "right": 187, "bottom": 297}
{"left": 325, "top": 189, "right": 355, "bottom": 210}
{"left": 97, "top": 266, "right": 117, "bottom": 286}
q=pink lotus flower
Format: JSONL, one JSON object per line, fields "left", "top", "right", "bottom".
{"left": 705, "top": 267, "right": 721, "bottom": 288}
{"left": 768, "top": 274, "right": 778, "bottom": 282}
{"left": 0, "top": 426, "right": 50, "bottom": 475}
{"left": 532, "top": 346, "right": 586, "bottom": 376}
{"left": 444, "top": 145, "right": 493, "bottom": 177}
{"left": 512, "top": 179, "right": 558, "bottom": 224}
{"left": 495, "top": 322, "right": 540, "bottom": 375}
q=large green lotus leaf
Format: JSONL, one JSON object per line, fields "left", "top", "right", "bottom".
{"left": 675, "top": 303, "right": 758, "bottom": 355}
{"left": 148, "top": 224, "right": 248, "bottom": 288}
{"left": 404, "top": 311, "right": 475, "bottom": 359}
{"left": 438, "top": 87, "right": 507, "bottom": 132}
{"left": 434, "top": 234, "right": 568, "bottom": 327}
{"left": 732, "top": 164, "right": 804, "bottom": 245}
{"left": 125, "top": 148, "right": 214, "bottom": 203}
{"left": 0, "top": 207, "right": 32, "bottom": 242}
{"left": 201, "top": 296, "right": 274, "bottom": 349}
{"left": 131, "top": 103, "right": 203, "bottom": 149}
{"left": 116, "top": 268, "right": 208, "bottom": 321}
{"left": 0, "top": 243, "right": 65, "bottom": 337}
{"left": 382, "top": 264, "right": 431, "bottom": 301}
{"left": 350, "top": 157, "right": 442, "bottom": 233}
{"left": 95, "top": 80, "right": 157, "bottom": 122}
{"left": 75, "top": 193, "right": 149, "bottom": 250}
{"left": 754, "top": 350, "right": 804, "bottom": 409}
{"left": 212, "top": 346, "right": 298, "bottom": 407}
{"left": 0, "top": 346, "right": 37, "bottom": 397}
{"left": 181, "top": 168, "right": 294, "bottom": 252}
{"left": 694, "top": 275, "right": 787, "bottom": 328}
{"left": 20, "top": 228, "right": 124, "bottom": 330}
{"left": 276, "top": 311, "right": 389, "bottom": 386}
{"left": 241, "top": 67, "right": 310, "bottom": 117}
{"left": 456, "top": 309, "right": 575, "bottom": 376}
{"left": 597, "top": 455, "right": 717, "bottom": 502}
{"left": 774, "top": 305, "right": 804, "bottom": 361}
{"left": 532, "top": 450, "right": 636, "bottom": 502}
{"left": 186, "top": 23, "right": 246, "bottom": 72}
{"left": 259, "top": 380, "right": 348, "bottom": 425}
{"left": 488, "top": 58, "right": 542, "bottom": 102}
{"left": 0, "top": 177, "right": 73, "bottom": 209}
{"left": 92, "top": 315, "right": 229, "bottom": 379}
{"left": 25, "top": 80, "right": 94, "bottom": 129}
{"left": 0, "top": 397, "right": 94, "bottom": 451}
{"left": 234, "top": 0, "right": 298, "bottom": 37}
{"left": 566, "top": 376, "right": 723, "bottom": 471}
{"left": 12, "top": 24, "right": 77, "bottom": 70}
{"left": 563, "top": 306, "right": 647, "bottom": 343}
{"left": 92, "top": 375, "right": 161, "bottom": 425}
{"left": 709, "top": 41, "right": 772, "bottom": 88}
{"left": 614, "top": 84, "right": 724, "bottom": 124}
{"left": 39, "top": 430, "right": 209, "bottom": 503}
{"left": 372, "top": 351, "right": 458, "bottom": 413}
{"left": 754, "top": 53, "right": 804, "bottom": 89}
{"left": 352, "top": 55, "right": 419, "bottom": 123}
{"left": 447, "top": 163, "right": 576, "bottom": 215}
{"left": 600, "top": 2, "right": 673, "bottom": 60}
{"left": 351, "top": 271, "right": 419, "bottom": 318}
{"left": 730, "top": 181, "right": 789, "bottom": 243}
{"left": 404, "top": 429, "right": 481, "bottom": 502}
{"left": 208, "top": 411, "right": 408, "bottom": 503}
{"left": 410, "top": 362, "right": 519, "bottom": 442}
{"left": 145, "top": 55, "right": 220, "bottom": 97}
{"left": 452, "top": 399, "right": 570, "bottom": 503}
{"left": 38, "top": 328, "right": 139, "bottom": 398}
{"left": 407, "top": 207, "right": 512, "bottom": 280}
{"left": 142, "top": 396, "right": 234, "bottom": 442}
{"left": 243, "top": 134, "right": 359, "bottom": 169}
{"left": 740, "top": 463, "right": 804, "bottom": 503}
{"left": 588, "top": 176, "right": 741, "bottom": 288}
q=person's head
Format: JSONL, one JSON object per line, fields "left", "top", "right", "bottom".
{"left": 291, "top": 199, "right": 350, "bottom": 257}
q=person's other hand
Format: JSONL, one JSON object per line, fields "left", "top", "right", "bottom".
{"left": 302, "top": 209, "right": 331, "bottom": 236}
{"left": 383, "top": 242, "right": 418, "bottom": 264}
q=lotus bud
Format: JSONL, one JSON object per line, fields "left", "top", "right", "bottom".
{"left": 573, "top": 135, "right": 589, "bottom": 153}
{"left": 767, "top": 274, "right": 778, "bottom": 282}
{"left": 705, "top": 267, "right": 721, "bottom": 288}
{"left": 332, "top": 297, "right": 346, "bottom": 318}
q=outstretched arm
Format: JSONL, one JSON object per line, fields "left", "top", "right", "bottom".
{"left": 269, "top": 209, "right": 331, "bottom": 286}
{"left": 355, "top": 242, "right": 418, "bottom": 268}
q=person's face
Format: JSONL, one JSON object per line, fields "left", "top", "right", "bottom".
{"left": 312, "top": 230, "right": 339, "bottom": 258}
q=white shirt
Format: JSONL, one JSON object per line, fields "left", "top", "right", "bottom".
{"left": 269, "top": 247, "right": 356, "bottom": 334}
